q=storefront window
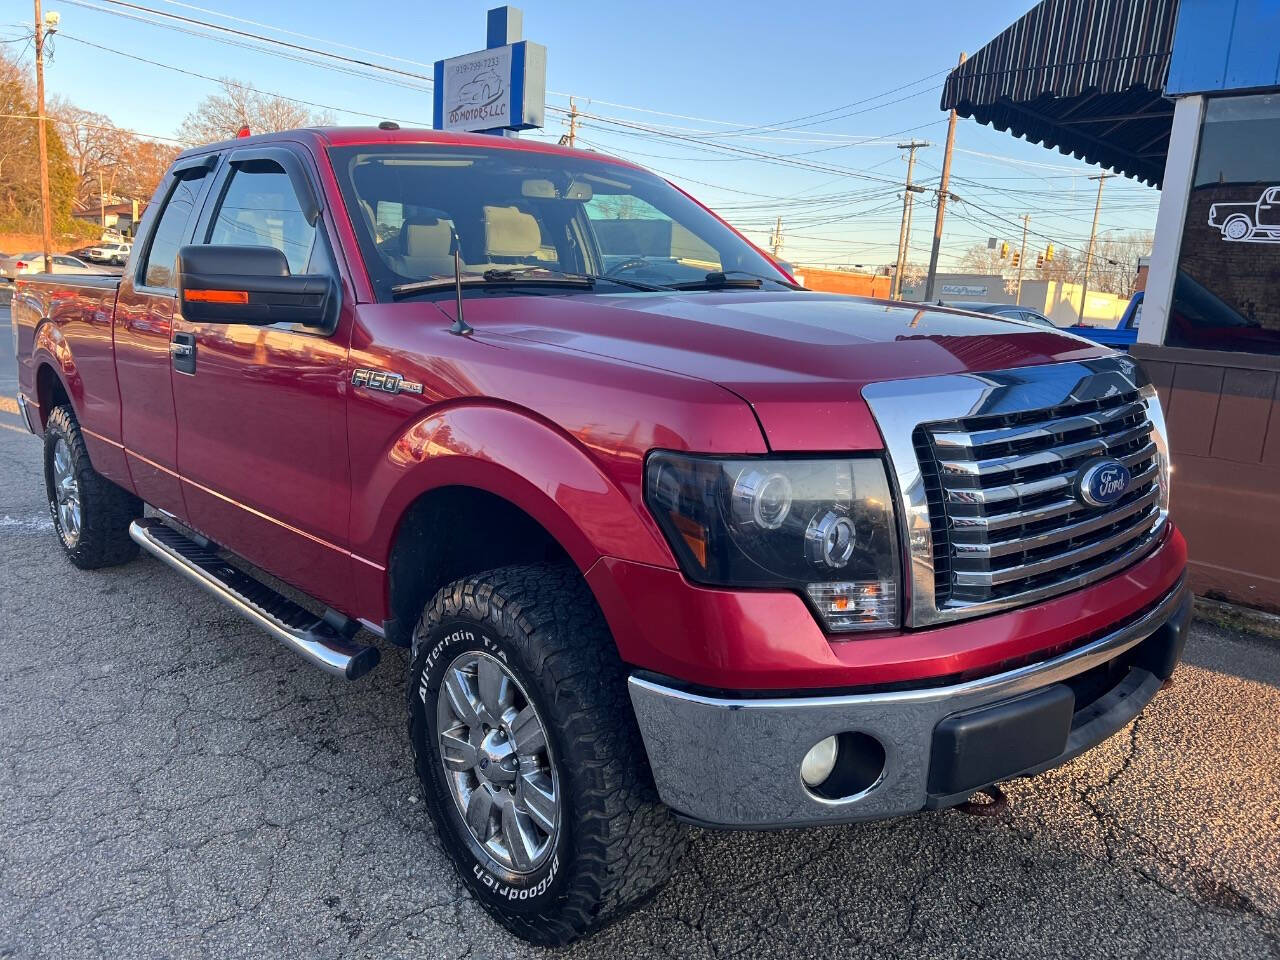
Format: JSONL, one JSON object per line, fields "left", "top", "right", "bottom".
{"left": 1168, "top": 94, "right": 1280, "bottom": 354}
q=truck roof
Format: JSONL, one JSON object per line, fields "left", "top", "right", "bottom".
{"left": 174, "top": 126, "right": 645, "bottom": 173}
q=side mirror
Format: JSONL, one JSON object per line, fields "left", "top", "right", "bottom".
{"left": 176, "top": 244, "right": 337, "bottom": 328}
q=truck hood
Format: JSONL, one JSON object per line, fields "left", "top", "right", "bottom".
{"left": 479, "top": 290, "right": 1107, "bottom": 451}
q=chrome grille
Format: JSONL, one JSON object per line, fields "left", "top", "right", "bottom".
{"left": 861, "top": 356, "right": 1170, "bottom": 627}
{"left": 918, "top": 389, "right": 1162, "bottom": 607}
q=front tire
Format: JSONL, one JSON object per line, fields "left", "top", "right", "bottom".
{"left": 407, "top": 564, "right": 686, "bottom": 945}
{"left": 43, "top": 405, "right": 142, "bottom": 569}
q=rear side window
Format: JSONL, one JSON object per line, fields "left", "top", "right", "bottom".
{"left": 207, "top": 162, "right": 320, "bottom": 275}
{"left": 142, "top": 171, "right": 208, "bottom": 288}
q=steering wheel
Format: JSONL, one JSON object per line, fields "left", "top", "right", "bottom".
{"left": 605, "top": 257, "right": 652, "bottom": 276}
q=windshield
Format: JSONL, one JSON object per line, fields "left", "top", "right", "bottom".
{"left": 328, "top": 143, "right": 788, "bottom": 301}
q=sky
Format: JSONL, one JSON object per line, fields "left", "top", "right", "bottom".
{"left": 1, "top": 0, "right": 1163, "bottom": 271}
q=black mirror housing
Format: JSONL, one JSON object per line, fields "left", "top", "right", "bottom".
{"left": 177, "top": 244, "right": 337, "bottom": 328}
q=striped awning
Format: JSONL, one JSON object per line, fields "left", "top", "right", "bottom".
{"left": 940, "top": 0, "right": 1180, "bottom": 186}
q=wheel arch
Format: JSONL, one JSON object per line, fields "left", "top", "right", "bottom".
{"left": 34, "top": 356, "right": 73, "bottom": 428}
{"left": 364, "top": 404, "right": 675, "bottom": 645}
{"left": 383, "top": 484, "right": 578, "bottom": 647}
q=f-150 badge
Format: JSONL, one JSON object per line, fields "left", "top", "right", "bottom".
{"left": 351, "top": 368, "right": 424, "bottom": 395}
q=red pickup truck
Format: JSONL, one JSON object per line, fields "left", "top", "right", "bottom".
{"left": 11, "top": 127, "right": 1189, "bottom": 944}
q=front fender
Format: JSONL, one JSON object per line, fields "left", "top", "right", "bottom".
{"left": 351, "top": 403, "right": 676, "bottom": 578}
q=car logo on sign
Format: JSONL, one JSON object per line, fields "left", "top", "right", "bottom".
{"left": 1076, "top": 458, "right": 1131, "bottom": 508}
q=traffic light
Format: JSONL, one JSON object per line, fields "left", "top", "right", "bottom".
{"left": 1000, "top": 241, "right": 1009, "bottom": 259}
{"left": 1045, "top": 243, "right": 1055, "bottom": 262}
{"left": 1036, "top": 254, "right": 1044, "bottom": 269}
{"left": 1011, "top": 251, "right": 1021, "bottom": 267}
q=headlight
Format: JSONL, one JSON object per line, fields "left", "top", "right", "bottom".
{"left": 645, "top": 452, "right": 900, "bottom": 633}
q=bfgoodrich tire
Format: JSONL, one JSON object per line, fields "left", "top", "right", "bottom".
{"left": 43, "top": 405, "right": 142, "bottom": 569}
{"left": 407, "top": 563, "right": 687, "bottom": 945}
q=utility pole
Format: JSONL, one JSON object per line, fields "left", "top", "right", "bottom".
{"left": 769, "top": 216, "right": 783, "bottom": 260}
{"left": 892, "top": 139, "right": 929, "bottom": 300}
{"left": 924, "top": 51, "right": 965, "bottom": 302}
{"left": 558, "top": 96, "right": 579, "bottom": 147}
{"left": 1077, "top": 173, "right": 1113, "bottom": 323}
{"left": 33, "top": 0, "right": 54, "bottom": 274}
{"left": 1015, "top": 213, "right": 1030, "bottom": 304}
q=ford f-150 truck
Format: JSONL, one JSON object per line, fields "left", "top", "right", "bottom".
{"left": 12, "top": 127, "right": 1189, "bottom": 945}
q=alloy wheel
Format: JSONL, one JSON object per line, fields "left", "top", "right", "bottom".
{"left": 51, "top": 437, "right": 81, "bottom": 547}
{"left": 436, "top": 650, "right": 560, "bottom": 874}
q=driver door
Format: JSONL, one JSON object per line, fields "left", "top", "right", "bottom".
{"left": 1259, "top": 187, "right": 1280, "bottom": 230}
{"left": 170, "top": 146, "right": 356, "bottom": 612}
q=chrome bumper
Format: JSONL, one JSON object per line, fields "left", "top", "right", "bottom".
{"left": 628, "top": 578, "right": 1191, "bottom": 829}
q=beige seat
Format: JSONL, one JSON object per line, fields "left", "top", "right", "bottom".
{"left": 483, "top": 205, "right": 544, "bottom": 263}
{"left": 391, "top": 216, "right": 458, "bottom": 278}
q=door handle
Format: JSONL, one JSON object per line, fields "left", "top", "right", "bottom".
{"left": 171, "top": 332, "right": 197, "bottom": 374}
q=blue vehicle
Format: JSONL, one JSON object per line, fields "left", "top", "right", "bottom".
{"left": 1067, "top": 292, "right": 1141, "bottom": 349}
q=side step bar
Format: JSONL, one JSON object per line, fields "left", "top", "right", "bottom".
{"left": 129, "top": 518, "right": 380, "bottom": 680}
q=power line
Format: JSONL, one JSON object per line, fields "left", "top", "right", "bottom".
{"left": 71, "top": 0, "right": 435, "bottom": 85}
{"left": 59, "top": 0, "right": 433, "bottom": 91}
{"left": 59, "top": 32, "right": 430, "bottom": 126}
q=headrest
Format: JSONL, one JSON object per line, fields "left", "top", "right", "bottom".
{"left": 400, "top": 217, "right": 453, "bottom": 258}
{"left": 483, "top": 205, "right": 541, "bottom": 258}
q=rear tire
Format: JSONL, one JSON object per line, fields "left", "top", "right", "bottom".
{"left": 407, "top": 563, "right": 687, "bottom": 945}
{"left": 1224, "top": 215, "right": 1253, "bottom": 241}
{"left": 43, "top": 405, "right": 142, "bottom": 569}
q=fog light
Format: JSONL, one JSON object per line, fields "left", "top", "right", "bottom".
{"left": 800, "top": 735, "right": 839, "bottom": 787}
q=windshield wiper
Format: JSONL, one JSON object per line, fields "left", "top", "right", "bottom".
{"left": 391, "top": 268, "right": 594, "bottom": 299}
{"left": 390, "top": 266, "right": 668, "bottom": 299}
{"left": 666, "top": 269, "right": 805, "bottom": 292}
{"left": 666, "top": 271, "right": 764, "bottom": 291}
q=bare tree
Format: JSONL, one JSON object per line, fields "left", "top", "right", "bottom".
{"left": 956, "top": 243, "right": 1013, "bottom": 277}
{"left": 114, "top": 138, "right": 181, "bottom": 201}
{"left": 178, "top": 78, "right": 333, "bottom": 145}
{"left": 1090, "top": 230, "right": 1153, "bottom": 297}
{"left": 50, "top": 99, "right": 127, "bottom": 210}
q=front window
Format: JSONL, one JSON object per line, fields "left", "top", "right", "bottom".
{"left": 328, "top": 143, "right": 787, "bottom": 301}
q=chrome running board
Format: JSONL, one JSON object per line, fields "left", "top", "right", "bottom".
{"left": 129, "top": 517, "right": 380, "bottom": 680}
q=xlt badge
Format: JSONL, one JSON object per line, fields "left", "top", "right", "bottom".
{"left": 351, "top": 368, "right": 424, "bottom": 396}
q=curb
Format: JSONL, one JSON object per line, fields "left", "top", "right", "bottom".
{"left": 1193, "top": 596, "right": 1280, "bottom": 643}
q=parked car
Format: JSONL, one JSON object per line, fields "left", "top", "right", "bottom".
{"left": 84, "top": 241, "right": 132, "bottom": 265}
{"left": 12, "top": 129, "right": 1188, "bottom": 945}
{"left": 1067, "top": 292, "right": 1142, "bottom": 349}
{"left": 938, "top": 300, "right": 1057, "bottom": 326}
{"left": 0, "top": 252, "right": 100, "bottom": 283}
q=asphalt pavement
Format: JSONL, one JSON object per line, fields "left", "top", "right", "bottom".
{"left": 1, "top": 305, "right": 1278, "bottom": 959}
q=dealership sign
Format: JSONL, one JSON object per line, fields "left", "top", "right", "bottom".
{"left": 941, "top": 284, "right": 989, "bottom": 296}
{"left": 434, "top": 41, "right": 546, "bottom": 134}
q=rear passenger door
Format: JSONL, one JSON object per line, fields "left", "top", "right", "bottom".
{"left": 114, "top": 154, "right": 217, "bottom": 517}
{"left": 170, "top": 145, "right": 356, "bottom": 613}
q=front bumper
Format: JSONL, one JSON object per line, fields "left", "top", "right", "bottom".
{"left": 628, "top": 577, "right": 1191, "bottom": 828}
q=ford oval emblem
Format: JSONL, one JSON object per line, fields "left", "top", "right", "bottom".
{"left": 1077, "top": 458, "right": 1131, "bottom": 508}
